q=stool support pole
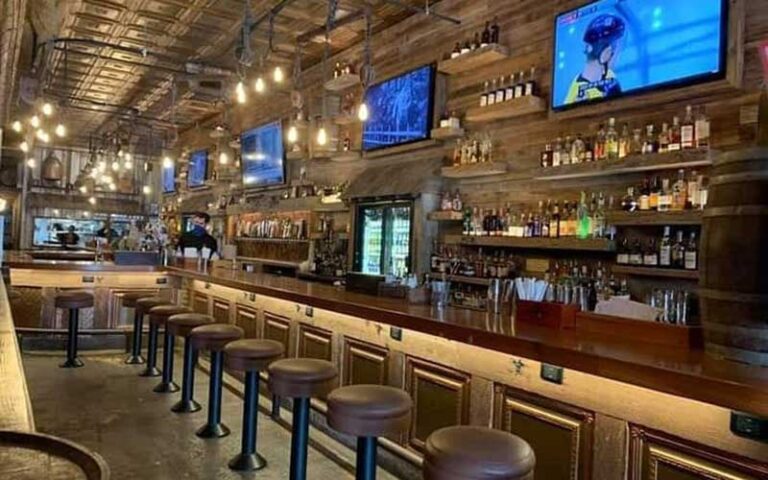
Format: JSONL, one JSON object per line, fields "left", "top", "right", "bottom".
{"left": 356, "top": 437, "right": 378, "bottom": 480}
{"left": 60, "top": 308, "right": 83, "bottom": 368}
{"left": 289, "top": 397, "right": 311, "bottom": 480}
{"left": 125, "top": 309, "right": 145, "bottom": 364}
{"left": 153, "top": 330, "right": 179, "bottom": 393}
{"left": 140, "top": 322, "right": 161, "bottom": 377}
{"left": 196, "top": 350, "right": 230, "bottom": 439}
{"left": 171, "top": 340, "right": 200, "bottom": 413}
{"left": 271, "top": 394, "right": 281, "bottom": 419}
{"left": 228, "top": 370, "right": 266, "bottom": 471}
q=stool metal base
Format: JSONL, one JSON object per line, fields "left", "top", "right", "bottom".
{"left": 196, "top": 423, "right": 230, "bottom": 439}
{"left": 59, "top": 357, "right": 84, "bottom": 369}
{"left": 124, "top": 355, "right": 145, "bottom": 365}
{"left": 356, "top": 436, "right": 378, "bottom": 480}
{"left": 171, "top": 399, "right": 201, "bottom": 414}
{"left": 152, "top": 381, "right": 180, "bottom": 393}
{"left": 139, "top": 366, "right": 161, "bottom": 377}
{"left": 228, "top": 452, "right": 266, "bottom": 472}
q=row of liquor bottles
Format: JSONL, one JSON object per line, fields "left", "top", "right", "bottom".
{"left": 235, "top": 216, "right": 309, "bottom": 240}
{"left": 540, "top": 105, "right": 711, "bottom": 168}
{"left": 450, "top": 133, "right": 495, "bottom": 166}
{"left": 616, "top": 227, "right": 698, "bottom": 271}
{"left": 448, "top": 19, "right": 501, "bottom": 59}
{"left": 620, "top": 170, "right": 708, "bottom": 212}
{"left": 332, "top": 62, "right": 355, "bottom": 79}
{"left": 479, "top": 68, "right": 538, "bottom": 107}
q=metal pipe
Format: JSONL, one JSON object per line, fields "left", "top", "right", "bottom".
{"left": 153, "top": 330, "right": 179, "bottom": 393}
{"left": 289, "top": 397, "right": 311, "bottom": 480}
{"left": 60, "top": 308, "right": 84, "bottom": 368}
{"left": 196, "top": 350, "right": 230, "bottom": 438}
{"left": 356, "top": 437, "right": 378, "bottom": 480}
{"left": 141, "top": 323, "right": 162, "bottom": 377}
{"left": 125, "top": 309, "right": 145, "bottom": 364}
{"left": 228, "top": 370, "right": 266, "bottom": 471}
{"left": 171, "top": 341, "right": 201, "bottom": 413}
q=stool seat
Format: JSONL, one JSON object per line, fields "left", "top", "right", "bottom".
{"left": 149, "top": 305, "right": 191, "bottom": 326}
{"left": 136, "top": 297, "right": 167, "bottom": 315}
{"left": 55, "top": 291, "right": 94, "bottom": 309}
{"left": 190, "top": 324, "right": 244, "bottom": 351}
{"left": 268, "top": 358, "right": 337, "bottom": 399}
{"left": 224, "top": 339, "right": 285, "bottom": 372}
{"left": 167, "top": 313, "right": 214, "bottom": 337}
{"left": 424, "top": 426, "right": 535, "bottom": 480}
{"left": 327, "top": 385, "right": 412, "bottom": 438}
{"left": 122, "top": 292, "right": 152, "bottom": 309}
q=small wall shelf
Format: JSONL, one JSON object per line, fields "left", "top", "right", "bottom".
{"left": 427, "top": 211, "right": 464, "bottom": 221}
{"left": 460, "top": 235, "right": 615, "bottom": 252}
{"left": 612, "top": 265, "right": 700, "bottom": 280}
{"left": 324, "top": 73, "right": 360, "bottom": 92}
{"left": 441, "top": 162, "right": 507, "bottom": 179}
{"left": 606, "top": 210, "right": 703, "bottom": 226}
{"left": 437, "top": 44, "right": 510, "bottom": 75}
{"left": 465, "top": 95, "right": 547, "bottom": 123}
{"left": 430, "top": 126, "right": 465, "bottom": 140}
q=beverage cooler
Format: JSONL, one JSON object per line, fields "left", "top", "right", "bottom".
{"left": 353, "top": 200, "right": 413, "bottom": 277}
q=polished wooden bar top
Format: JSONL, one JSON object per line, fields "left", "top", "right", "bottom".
{"left": 3, "top": 251, "right": 158, "bottom": 272}
{"left": 0, "top": 277, "right": 35, "bottom": 431}
{"left": 169, "top": 265, "right": 768, "bottom": 417}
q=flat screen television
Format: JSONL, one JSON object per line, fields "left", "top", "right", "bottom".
{"left": 362, "top": 64, "right": 435, "bottom": 152}
{"left": 162, "top": 162, "right": 176, "bottom": 194}
{"left": 187, "top": 149, "right": 208, "bottom": 188}
{"left": 551, "top": 0, "right": 727, "bottom": 110}
{"left": 240, "top": 121, "right": 285, "bottom": 188}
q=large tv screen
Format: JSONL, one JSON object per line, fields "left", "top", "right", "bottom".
{"left": 187, "top": 149, "right": 208, "bottom": 188}
{"left": 552, "top": 0, "right": 727, "bottom": 110}
{"left": 162, "top": 162, "right": 176, "bottom": 194}
{"left": 240, "top": 121, "right": 285, "bottom": 188}
{"left": 362, "top": 65, "right": 434, "bottom": 151}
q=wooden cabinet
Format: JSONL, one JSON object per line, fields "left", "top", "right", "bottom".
{"left": 405, "top": 356, "right": 470, "bottom": 451}
{"left": 342, "top": 338, "right": 388, "bottom": 386}
{"left": 495, "top": 386, "right": 594, "bottom": 480}
{"left": 263, "top": 313, "right": 292, "bottom": 357}
{"left": 628, "top": 425, "right": 768, "bottom": 480}
{"left": 212, "top": 296, "right": 231, "bottom": 324}
{"left": 297, "top": 324, "right": 333, "bottom": 362}
{"left": 192, "top": 291, "right": 209, "bottom": 315}
{"left": 235, "top": 304, "right": 259, "bottom": 339}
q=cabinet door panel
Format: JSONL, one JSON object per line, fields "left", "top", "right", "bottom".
{"left": 192, "top": 292, "right": 209, "bottom": 315}
{"left": 298, "top": 324, "right": 333, "bottom": 361}
{"left": 263, "top": 313, "right": 291, "bottom": 356}
{"left": 235, "top": 304, "right": 259, "bottom": 339}
{"left": 212, "top": 296, "right": 231, "bottom": 324}
{"left": 343, "top": 338, "right": 388, "bottom": 386}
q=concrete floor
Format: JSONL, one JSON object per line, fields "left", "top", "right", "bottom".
{"left": 22, "top": 352, "right": 398, "bottom": 480}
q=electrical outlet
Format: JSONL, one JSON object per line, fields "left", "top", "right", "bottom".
{"left": 390, "top": 327, "right": 403, "bottom": 341}
{"left": 155, "top": 277, "right": 168, "bottom": 285}
{"left": 305, "top": 306, "right": 313, "bottom": 317}
{"left": 540, "top": 364, "right": 564, "bottom": 384}
{"left": 730, "top": 412, "right": 768, "bottom": 441}
{"left": 81, "top": 276, "right": 94, "bottom": 283}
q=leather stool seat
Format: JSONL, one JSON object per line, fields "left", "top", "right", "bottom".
{"left": 268, "top": 358, "right": 337, "bottom": 398}
{"left": 224, "top": 339, "right": 285, "bottom": 372}
{"left": 135, "top": 297, "right": 167, "bottom": 316}
{"left": 167, "top": 313, "right": 214, "bottom": 337}
{"left": 55, "top": 291, "right": 94, "bottom": 309}
{"left": 424, "top": 426, "right": 535, "bottom": 480}
{"left": 122, "top": 292, "right": 152, "bottom": 309}
{"left": 190, "top": 324, "right": 244, "bottom": 351}
{"left": 327, "top": 385, "right": 412, "bottom": 438}
{"left": 149, "top": 305, "right": 191, "bottom": 326}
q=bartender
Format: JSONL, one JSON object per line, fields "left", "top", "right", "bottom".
{"left": 96, "top": 220, "right": 119, "bottom": 243}
{"left": 58, "top": 226, "right": 80, "bottom": 247}
{"left": 178, "top": 212, "right": 217, "bottom": 258}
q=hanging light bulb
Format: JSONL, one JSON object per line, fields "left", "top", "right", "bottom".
{"left": 273, "top": 65, "right": 284, "bottom": 83}
{"left": 357, "top": 102, "right": 370, "bottom": 122}
{"left": 89, "top": 196, "right": 97, "bottom": 205}
{"left": 111, "top": 161, "right": 120, "bottom": 172}
{"left": 124, "top": 153, "right": 133, "bottom": 169}
{"left": 109, "top": 182, "right": 117, "bottom": 191}
{"left": 30, "top": 115, "right": 40, "bottom": 128}
{"left": 36, "top": 129, "right": 46, "bottom": 142}
{"left": 162, "top": 156, "right": 174, "bottom": 169}
{"left": 236, "top": 80, "right": 247, "bottom": 104}
{"left": 98, "top": 161, "right": 107, "bottom": 173}
{"left": 26, "top": 158, "right": 36, "bottom": 168}
{"left": 42, "top": 103, "right": 53, "bottom": 116}
{"left": 0, "top": 199, "right": 7, "bottom": 212}
{"left": 287, "top": 125, "right": 298, "bottom": 143}
{"left": 90, "top": 169, "right": 99, "bottom": 179}
{"left": 55, "top": 124, "right": 66, "bottom": 137}
{"left": 79, "top": 185, "right": 88, "bottom": 194}
{"left": 254, "top": 76, "right": 266, "bottom": 93}
{"left": 117, "top": 149, "right": 124, "bottom": 158}
{"left": 11, "top": 120, "right": 22, "bottom": 132}
{"left": 219, "top": 151, "right": 229, "bottom": 165}
{"left": 316, "top": 126, "right": 328, "bottom": 146}
{"left": 143, "top": 185, "right": 152, "bottom": 195}
{"left": 101, "top": 175, "right": 113, "bottom": 184}
{"left": 19, "top": 141, "right": 29, "bottom": 153}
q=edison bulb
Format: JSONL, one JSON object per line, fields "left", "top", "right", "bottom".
{"left": 236, "top": 81, "right": 246, "bottom": 104}
{"left": 90, "top": 169, "right": 99, "bottom": 179}
{"left": 273, "top": 66, "right": 284, "bottom": 83}
{"left": 357, "top": 102, "right": 369, "bottom": 122}
{"left": 19, "top": 141, "right": 29, "bottom": 153}
{"left": 11, "top": 120, "right": 22, "bottom": 132}
{"left": 316, "top": 126, "right": 328, "bottom": 146}
{"left": 30, "top": 115, "right": 40, "bottom": 128}
{"left": 111, "top": 161, "right": 120, "bottom": 171}
{"left": 88, "top": 196, "right": 97, "bottom": 205}
{"left": 109, "top": 183, "right": 117, "bottom": 191}
{"left": 117, "top": 150, "right": 124, "bottom": 158}
{"left": 219, "top": 151, "right": 229, "bottom": 165}
{"left": 254, "top": 77, "right": 266, "bottom": 93}
{"left": 55, "top": 124, "right": 66, "bottom": 137}
{"left": 36, "top": 129, "right": 46, "bottom": 141}
{"left": 42, "top": 103, "right": 53, "bottom": 116}
{"left": 79, "top": 185, "right": 88, "bottom": 194}
{"left": 26, "top": 158, "right": 36, "bottom": 168}
{"left": 143, "top": 185, "right": 152, "bottom": 195}
{"left": 98, "top": 161, "right": 107, "bottom": 173}
{"left": 162, "top": 156, "right": 174, "bottom": 169}
{"left": 124, "top": 160, "right": 133, "bottom": 170}
{"left": 287, "top": 125, "right": 298, "bottom": 143}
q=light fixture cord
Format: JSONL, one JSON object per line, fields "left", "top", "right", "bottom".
{"left": 322, "top": 0, "right": 339, "bottom": 119}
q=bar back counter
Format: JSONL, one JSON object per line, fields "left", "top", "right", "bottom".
{"left": 5, "top": 251, "right": 765, "bottom": 480}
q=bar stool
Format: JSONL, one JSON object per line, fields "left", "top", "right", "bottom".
{"left": 166, "top": 313, "right": 214, "bottom": 414}
{"left": 148, "top": 304, "right": 191, "bottom": 393}
{"left": 423, "top": 426, "right": 536, "bottom": 480}
{"left": 268, "top": 358, "right": 338, "bottom": 480}
{"left": 327, "top": 385, "right": 412, "bottom": 480}
{"left": 224, "top": 339, "right": 285, "bottom": 471}
{"left": 121, "top": 292, "right": 154, "bottom": 365}
{"left": 189, "top": 324, "right": 244, "bottom": 439}
{"left": 136, "top": 297, "right": 169, "bottom": 377}
{"left": 55, "top": 291, "right": 94, "bottom": 368}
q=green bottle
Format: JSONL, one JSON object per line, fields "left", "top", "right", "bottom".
{"left": 577, "top": 191, "right": 591, "bottom": 239}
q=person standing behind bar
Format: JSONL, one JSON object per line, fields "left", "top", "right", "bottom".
{"left": 96, "top": 220, "right": 119, "bottom": 243}
{"left": 178, "top": 212, "right": 218, "bottom": 259}
{"left": 58, "top": 226, "right": 80, "bottom": 247}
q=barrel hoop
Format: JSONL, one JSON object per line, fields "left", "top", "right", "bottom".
{"left": 715, "top": 147, "right": 768, "bottom": 166}
{"left": 702, "top": 205, "right": 768, "bottom": 218}
{"left": 701, "top": 321, "right": 768, "bottom": 340}
{"left": 698, "top": 288, "right": 768, "bottom": 304}
{"left": 704, "top": 343, "right": 768, "bottom": 366}
{"left": 709, "top": 171, "right": 768, "bottom": 185}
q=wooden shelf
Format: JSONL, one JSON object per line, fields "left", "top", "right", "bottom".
{"left": 446, "top": 274, "right": 492, "bottom": 287}
{"left": 363, "top": 139, "right": 442, "bottom": 159}
{"left": 465, "top": 95, "right": 547, "bottom": 123}
{"left": 286, "top": 150, "right": 306, "bottom": 161}
{"left": 535, "top": 149, "right": 715, "bottom": 181}
{"left": 324, "top": 73, "right": 360, "bottom": 92}
{"left": 607, "top": 210, "right": 703, "bottom": 226}
{"left": 430, "top": 126, "right": 465, "bottom": 140}
{"left": 329, "top": 151, "right": 362, "bottom": 163}
{"left": 333, "top": 114, "right": 357, "bottom": 125}
{"left": 612, "top": 265, "right": 700, "bottom": 280}
{"left": 441, "top": 162, "right": 507, "bottom": 179}
{"left": 437, "top": 44, "right": 509, "bottom": 75}
{"left": 428, "top": 211, "right": 464, "bottom": 221}
{"left": 235, "top": 237, "right": 309, "bottom": 244}
{"left": 460, "top": 235, "right": 615, "bottom": 252}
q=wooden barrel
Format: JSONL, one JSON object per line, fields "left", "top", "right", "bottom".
{"left": 700, "top": 147, "right": 768, "bottom": 366}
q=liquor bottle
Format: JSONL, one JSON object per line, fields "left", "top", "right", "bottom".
{"left": 495, "top": 76, "right": 506, "bottom": 103}
{"left": 668, "top": 117, "right": 682, "bottom": 152}
{"left": 681, "top": 105, "right": 695, "bottom": 149}
{"left": 695, "top": 106, "right": 711, "bottom": 149}
{"left": 504, "top": 74, "right": 515, "bottom": 101}
{"left": 481, "top": 22, "right": 491, "bottom": 47}
{"left": 451, "top": 42, "right": 461, "bottom": 59}
{"left": 672, "top": 230, "right": 686, "bottom": 269}
{"left": 649, "top": 176, "right": 661, "bottom": 211}
{"left": 514, "top": 71, "right": 525, "bottom": 98}
{"left": 684, "top": 231, "right": 698, "bottom": 270}
{"left": 480, "top": 82, "right": 489, "bottom": 107}
{"left": 490, "top": 17, "right": 500, "bottom": 44}
{"left": 452, "top": 190, "right": 463, "bottom": 212}
{"left": 549, "top": 202, "right": 561, "bottom": 238}
{"left": 540, "top": 144, "right": 553, "bottom": 168}
{"left": 659, "top": 226, "right": 672, "bottom": 268}
{"left": 461, "top": 40, "right": 471, "bottom": 55}
{"left": 629, "top": 239, "right": 644, "bottom": 266}
{"left": 616, "top": 237, "right": 630, "bottom": 265}
{"left": 687, "top": 171, "right": 701, "bottom": 209}
{"left": 658, "top": 178, "right": 672, "bottom": 212}
{"left": 643, "top": 238, "right": 659, "bottom": 267}
{"left": 541, "top": 201, "right": 551, "bottom": 238}
{"left": 642, "top": 124, "right": 657, "bottom": 154}
{"left": 462, "top": 207, "right": 472, "bottom": 235}
{"left": 552, "top": 137, "right": 563, "bottom": 167}
{"left": 342, "top": 133, "right": 351, "bottom": 151}
{"left": 621, "top": 187, "right": 638, "bottom": 212}
{"left": 524, "top": 67, "right": 537, "bottom": 96}
{"left": 638, "top": 178, "right": 651, "bottom": 211}
{"left": 672, "top": 169, "right": 688, "bottom": 211}
{"left": 618, "top": 123, "right": 631, "bottom": 159}
{"left": 583, "top": 137, "right": 594, "bottom": 162}
{"left": 334, "top": 61, "right": 342, "bottom": 78}
{"left": 605, "top": 118, "right": 619, "bottom": 160}
{"left": 630, "top": 128, "right": 643, "bottom": 155}
{"left": 658, "top": 122, "right": 670, "bottom": 153}
{"left": 562, "top": 136, "right": 573, "bottom": 165}
{"left": 472, "top": 32, "right": 481, "bottom": 50}
{"left": 594, "top": 124, "right": 606, "bottom": 161}
{"left": 487, "top": 79, "right": 497, "bottom": 106}
{"left": 593, "top": 192, "right": 606, "bottom": 238}
{"left": 570, "top": 134, "right": 586, "bottom": 164}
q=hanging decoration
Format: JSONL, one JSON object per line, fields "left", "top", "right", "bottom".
{"left": 358, "top": 6, "right": 375, "bottom": 122}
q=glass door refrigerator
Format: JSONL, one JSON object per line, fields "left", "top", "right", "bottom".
{"left": 353, "top": 200, "right": 413, "bottom": 277}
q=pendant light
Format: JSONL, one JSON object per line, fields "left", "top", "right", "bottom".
{"left": 30, "top": 115, "right": 40, "bottom": 128}
{"left": 287, "top": 125, "right": 299, "bottom": 143}
{"left": 11, "top": 120, "right": 21, "bottom": 132}
{"left": 357, "top": 102, "right": 369, "bottom": 122}
{"left": 19, "top": 141, "right": 29, "bottom": 153}
{"left": 273, "top": 65, "right": 284, "bottom": 83}
{"left": 55, "top": 124, "right": 66, "bottom": 137}
{"left": 26, "top": 158, "right": 36, "bottom": 168}
{"left": 254, "top": 76, "right": 266, "bottom": 93}
{"left": 235, "top": 80, "right": 247, "bottom": 104}
{"left": 42, "top": 103, "right": 54, "bottom": 116}
{"left": 162, "top": 156, "right": 174, "bottom": 169}
{"left": 358, "top": 9, "right": 374, "bottom": 124}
